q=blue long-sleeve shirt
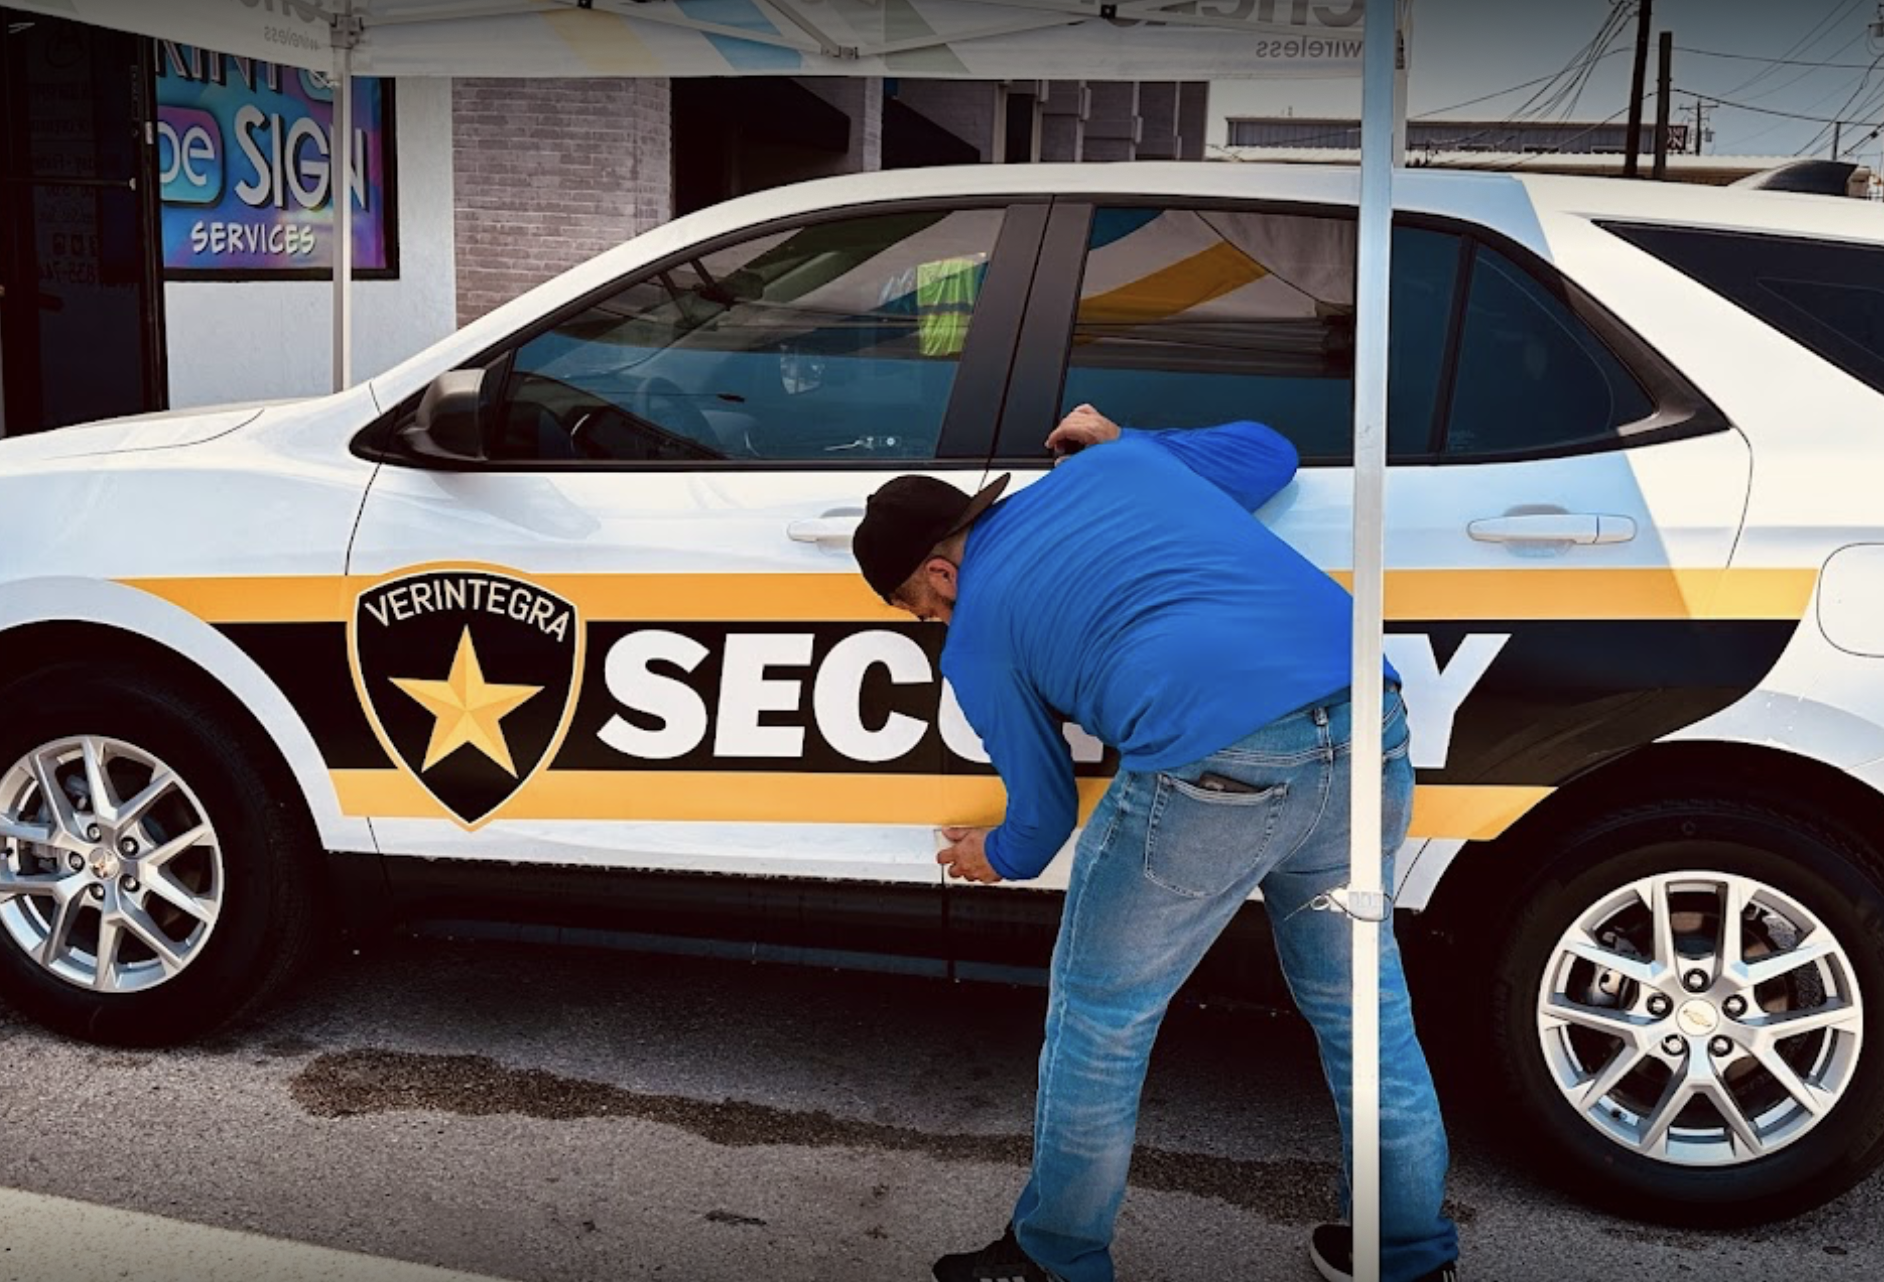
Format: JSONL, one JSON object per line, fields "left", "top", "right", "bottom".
{"left": 942, "top": 420, "right": 1392, "bottom": 882}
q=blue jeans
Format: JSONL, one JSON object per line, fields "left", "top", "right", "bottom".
{"left": 1011, "top": 688, "right": 1458, "bottom": 1282}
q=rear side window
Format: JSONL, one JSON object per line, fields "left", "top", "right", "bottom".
{"left": 1040, "top": 207, "right": 1461, "bottom": 462}
{"left": 1604, "top": 223, "right": 1884, "bottom": 396}
{"left": 1018, "top": 205, "right": 1677, "bottom": 465}
{"left": 1445, "top": 246, "right": 1655, "bottom": 457}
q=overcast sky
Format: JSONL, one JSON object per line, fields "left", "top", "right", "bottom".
{"left": 1209, "top": 0, "right": 1884, "bottom": 162}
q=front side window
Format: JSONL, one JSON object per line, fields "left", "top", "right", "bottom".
{"left": 1030, "top": 207, "right": 1462, "bottom": 462}
{"left": 492, "top": 208, "right": 1007, "bottom": 463}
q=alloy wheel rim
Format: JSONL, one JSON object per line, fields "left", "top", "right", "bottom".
{"left": 0, "top": 736, "right": 224, "bottom": 993}
{"left": 1537, "top": 869, "right": 1864, "bottom": 1167}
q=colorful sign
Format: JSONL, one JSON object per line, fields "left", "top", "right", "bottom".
{"left": 155, "top": 42, "right": 395, "bottom": 276}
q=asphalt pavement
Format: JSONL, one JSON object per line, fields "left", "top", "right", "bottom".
{"left": 0, "top": 931, "right": 1874, "bottom": 1282}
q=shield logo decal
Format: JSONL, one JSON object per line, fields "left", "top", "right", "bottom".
{"left": 349, "top": 567, "right": 583, "bottom": 829}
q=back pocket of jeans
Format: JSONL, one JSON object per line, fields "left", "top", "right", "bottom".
{"left": 1143, "top": 774, "right": 1288, "bottom": 899}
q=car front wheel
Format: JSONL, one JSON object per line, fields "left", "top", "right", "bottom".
{"left": 0, "top": 665, "right": 323, "bottom": 1045}
{"left": 1491, "top": 798, "right": 1884, "bottom": 1223}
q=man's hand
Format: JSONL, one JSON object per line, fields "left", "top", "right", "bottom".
{"left": 1047, "top": 403, "right": 1121, "bottom": 462}
{"left": 938, "top": 827, "right": 1003, "bottom": 884}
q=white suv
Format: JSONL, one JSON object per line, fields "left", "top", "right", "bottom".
{"left": 2, "top": 163, "right": 1882, "bottom": 1222}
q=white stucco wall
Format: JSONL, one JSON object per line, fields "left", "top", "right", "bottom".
{"left": 163, "top": 77, "right": 456, "bottom": 408}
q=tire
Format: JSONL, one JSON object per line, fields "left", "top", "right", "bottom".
{"left": 1489, "top": 797, "right": 1884, "bottom": 1225}
{"left": 0, "top": 664, "right": 324, "bottom": 1046}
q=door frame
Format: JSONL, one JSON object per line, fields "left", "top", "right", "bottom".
{"left": 0, "top": 9, "right": 168, "bottom": 434}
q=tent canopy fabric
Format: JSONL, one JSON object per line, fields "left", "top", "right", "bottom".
{"left": 9, "top": 0, "right": 1369, "bottom": 79}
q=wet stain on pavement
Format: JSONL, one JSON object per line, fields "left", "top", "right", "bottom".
{"left": 706, "top": 1210, "right": 769, "bottom": 1227}
{"left": 291, "top": 1049, "right": 1475, "bottom": 1225}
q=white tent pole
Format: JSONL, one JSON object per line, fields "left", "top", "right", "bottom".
{"left": 1349, "top": 0, "right": 1400, "bottom": 1280}
{"left": 1393, "top": 0, "right": 1412, "bottom": 161}
{"left": 332, "top": 0, "right": 358, "bottom": 394}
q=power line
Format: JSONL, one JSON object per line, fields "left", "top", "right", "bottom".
{"left": 1684, "top": 85, "right": 1882, "bottom": 123}
{"left": 1528, "top": 3, "right": 1635, "bottom": 121}
{"left": 1437, "top": 5, "right": 1637, "bottom": 154}
{"left": 1795, "top": 53, "right": 1884, "bottom": 154}
{"left": 1543, "top": 3, "right": 1636, "bottom": 125}
{"left": 1714, "top": 0, "right": 1868, "bottom": 98}
{"left": 1721, "top": 40, "right": 1884, "bottom": 148}
{"left": 1412, "top": 51, "right": 1630, "bottom": 117}
{"left": 1722, "top": 30, "right": 1870, "bottom": 108}
{"left": 1675, "top": 44, "right": 1881, "bottom": 70}
{"left": 1485, "top": 98, "right": 1649, "bottom": 172}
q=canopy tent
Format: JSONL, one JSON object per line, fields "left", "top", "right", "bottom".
{"left": 13, "top": 0, "right": 1376, "bottom": 79}
{"left": 10, "top": 1, "right": 1410, "bottom": 1275}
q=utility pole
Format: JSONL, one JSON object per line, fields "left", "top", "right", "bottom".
{"left": 1833, "top": 119, "right": 1844, "bottom": 159}
{"left": 1653, "top": 30, "right": 1673, "bottom": 180}
{"left": 1624, "top": 0, "right": 1654, "bottom": 177}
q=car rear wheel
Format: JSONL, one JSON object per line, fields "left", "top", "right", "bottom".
{"left": 0, "top": 665, "right": 323, "bottom": 1045}
{"left": 1490, "top": 798, "right": 1884, "bottom": 1223}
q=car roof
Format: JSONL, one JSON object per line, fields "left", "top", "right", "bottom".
{"left": 1514, "top": 171, "right": 1884, "bottom": 245}
{"left": 676, "top": 161, "right": 1884, "bottom": 247}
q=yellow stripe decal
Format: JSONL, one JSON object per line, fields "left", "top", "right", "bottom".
{"left": 1076, "top": 241, "right": 1269, "bottom": 330}
{"left": 125, "top": 567, "right": 1818, "bottom": 625}
{"left": 1327, "top": 567, "right": 1817, "bottom": 623}
{"left": 1409, "top": 784, "right": 1553, "bottom": 843}
{"left": 332, "top": 770, "right": 1548, "bottom": 841}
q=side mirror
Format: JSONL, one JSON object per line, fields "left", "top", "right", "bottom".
{"left": 396, "top": 368, "right": 496, "bottom": 466}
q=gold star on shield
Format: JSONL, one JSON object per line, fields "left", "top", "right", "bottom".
{"left": 390, "top": 629, "right": 543, "bottom": 777}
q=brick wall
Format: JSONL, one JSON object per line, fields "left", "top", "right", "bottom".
{"left": 452, "top": 78, "right": 673, "bottom": 326}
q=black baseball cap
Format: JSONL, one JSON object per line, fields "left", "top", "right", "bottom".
{"left": 854, "top": 473, "right": 1011, "bottom": 603}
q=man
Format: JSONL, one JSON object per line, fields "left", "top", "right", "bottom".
{"left": 850, "top": 405, "right": 1459, "bottom": 1282}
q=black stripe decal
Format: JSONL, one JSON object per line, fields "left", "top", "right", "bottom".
{"left": 224, "top": 617, "right": 1798, "bottom": 790}
{"left": 219, "top": 623, "right": 392, "bottom": 770}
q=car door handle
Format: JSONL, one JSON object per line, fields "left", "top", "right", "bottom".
{"left": 1468, "top": 514, "right": 1636, "bottom": 545}
{"left": 787, "top": 513, "right": 863, "bottom": 546}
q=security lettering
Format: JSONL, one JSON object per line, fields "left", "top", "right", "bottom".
{"left": 592, "top": 627, "right": 1502, "bottom": 773}
{"left": 1383, "top": 634, "right": 1510, "bottom": 771}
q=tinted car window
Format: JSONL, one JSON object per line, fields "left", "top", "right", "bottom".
{"left": 1446, "top": 246, "right": 1654, "bottom": 458}
{"left": 493, "top": 209, "right": 1006, "bottom": 463}
{"left": 1029, "top": 208, "right": 1461, "bottom": 462}
{"left": 1603, "top": 222, "right": 1884, "bottom": 396}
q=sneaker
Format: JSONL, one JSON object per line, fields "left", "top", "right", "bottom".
{"left": 932, "top": 1224, "right": 1053, "bottom": 1282}
{"left": 1310, "top": 1224, "right": 1458, "bottom": 1282}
